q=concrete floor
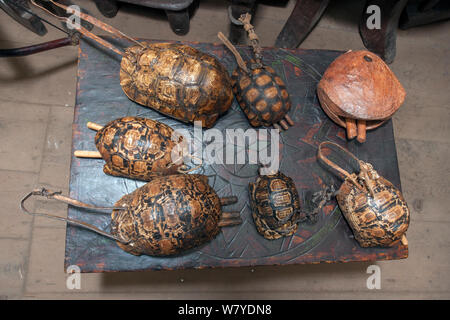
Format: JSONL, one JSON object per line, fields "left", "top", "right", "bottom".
{"left": 0, "top": 0, "right": 449, "bottom": 299}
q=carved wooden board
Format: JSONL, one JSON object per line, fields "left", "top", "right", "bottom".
{"left": 65, "top": 37, "right": 408, "bottom": 272}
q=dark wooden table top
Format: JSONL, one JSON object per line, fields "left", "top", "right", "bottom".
{"left": 65, "top": 37, "right": 408, "bottom": 272}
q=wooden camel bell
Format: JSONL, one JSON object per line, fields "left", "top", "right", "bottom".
{"left": 317, "top": 50, "right": 406, "bottom": 143}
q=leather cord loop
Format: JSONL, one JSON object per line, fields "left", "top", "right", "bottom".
{"left": 20, "top": 188, "right": 129, "bottom": 243}
{"left": 317, "top": 142, "right": 361, "bottom": 182}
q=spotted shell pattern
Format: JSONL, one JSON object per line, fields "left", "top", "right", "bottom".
{"left": 232, "top": 62, "right": 291, "bottom": 127}
{"left": 249, "top": 172, "right": 301, "bottom": 240}
{"left": 110, "top": 174, "right": 222, "bottom": 256}
{"left": 95, "top": 116, "right": 183, "bottom": 181}
{"left": 120, "top": 42, "right": 234, "bottom": 128}
{"left": 337, "top": 163, "right": 410, "bottom": 247}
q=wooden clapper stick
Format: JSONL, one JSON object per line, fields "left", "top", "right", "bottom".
{"left": 345, "top": 118, "right": 366, "bottom": 143}
{"left": 73, "top": 122, "right": 103, "bottom": 159}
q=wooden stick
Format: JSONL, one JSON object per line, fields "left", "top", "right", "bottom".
{"left": 284, "top": 114, "right": 294, "bottom": 126}
{"left": 356, "top": 120, "right": 367, "bottom": 143}
{"left": 47, "top": 0, "right": 144, "bottom": 48}
{"left": 31, "top": 0, "right": 125, "bottom": 57}
{"left": 345, "top": 118, "right": 357, "bottom": 140}
{"left": 20, "top": 188, "right": 128, "bottom": 244}
{"left": 220, "top": 196, "right": 238, "bottom": 206}
{"left": 221, "top": 212, "right": 241, "bottom": 219}
{"left": 279, "top": 120, "right": 289, "bottom": 130}
{"left": 87, "top": 122, "right": 103, "bottom": 131}
{"left": 401, "top": 235, "right": 408, "bottom": 246}
{"left": 74, "top": 150, "right": 102, "bottom": 158}
{"left": 76, "top": 25, "right": 124, "bottom": 56}
{"left": 217, "top": 32, "right": 248, "bottom": 72}
{"left": 218, "top": 217, "right": 242, "bottom": 227}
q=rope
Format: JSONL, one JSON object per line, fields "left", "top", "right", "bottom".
{"left": 239, "top": 13, "right": 262, "bottom": 66}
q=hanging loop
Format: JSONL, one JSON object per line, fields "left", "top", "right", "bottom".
{"left": 20, "top": 187, "right": 129, "bottom": 244}
{"left": 317, "top": 142, "right": 364, "bottom": 190}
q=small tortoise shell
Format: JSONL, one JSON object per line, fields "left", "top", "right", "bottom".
{"left": 232, "top": 61, "right": 291, "bottom": 127}
{"left": 337, "top": 162, "right": 410, "bottom": 247}
{"left": 249, "top": 171, "right": 303, "bottom": 240}
{"left": 318, "top": 142, "right": 410, "bottom": 247}
{"left": 95, "top": 116, "right": 183, "bottom": 181}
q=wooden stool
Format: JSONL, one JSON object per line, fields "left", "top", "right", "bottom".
{"left": 93, "top": 0, "right": 194, "bottom": 35}
{"left": 275, "top": 0, "right": 411, "bottom": 64}
{"left": 399, "top": 0, "right": 450, "bottom": 29}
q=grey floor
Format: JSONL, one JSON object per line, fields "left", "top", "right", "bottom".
{"left": 0, "top": 0, "right": 449, "bottom": 299}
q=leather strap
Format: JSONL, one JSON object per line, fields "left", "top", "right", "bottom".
{"left": 317, "top": 142, "right": 362, "bottom": 189}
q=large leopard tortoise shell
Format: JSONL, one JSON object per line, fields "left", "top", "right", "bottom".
{"left": 337, "top": 162, "right": 410, "bottom": 247}
{"left": 110, "top": 174, "right": 239, "bottom": 256}
{"left": 249, "top": 171, "right": 302, "bottom": 240}
{"left": 120, "top": 42, "right": 234, "bottom": 128}
{"left": 232, "top": 60, "right": 291, "bottom": 127}
{"left": 94, "top": 116, "right": 184, "bottom": 181}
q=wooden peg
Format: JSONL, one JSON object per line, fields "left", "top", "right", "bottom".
{"left": 356, "top": 120, "right": 367, "bottom": 143}
{"left": 401, "top": 235, "right": 408, "bottom": 246}
{"left": 87, "top": 122, "right": 104, "bottom": 131}
{"left": 74, "top": 150, "right": 102, "bottom": 158}
{"left": 345, "top": 118, "right": 357, "bottom": 140}
{"left": 220, "top": 196, "right": 238, "bottom": 206}
{"left": 279, "top": 120, "right": 289, "bottom": 130}
{"left": 284, "top": 114, "right": 294, "bottom": 126}
{"left": 218, "top": 216, "right": 242, "bottom": 227}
